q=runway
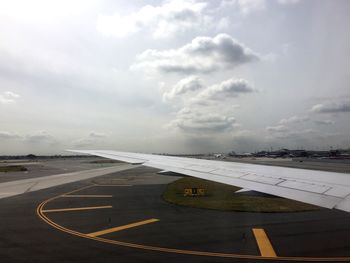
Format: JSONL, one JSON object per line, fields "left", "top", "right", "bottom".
{"left": 0, "top": 163, "right": 137, "bottom": 199}
{"left": 1, "top": 160, "right": 350, "bottom": 262}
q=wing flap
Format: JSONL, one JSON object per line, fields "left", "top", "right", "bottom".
{"left": 240, "top": 173, "right": 285, "bottom": 185}
{"left": 276, "top": 180, "right": 331, "bottom": 194}
{"left": 335, "top": 195, "right": 350, "bottom": 211}
{"left": 324, "top": 187, "right": 350, "bottom": 198}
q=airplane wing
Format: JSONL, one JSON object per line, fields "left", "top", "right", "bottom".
{"left": 67, "top": 150, "right": 350, "bottom": 212}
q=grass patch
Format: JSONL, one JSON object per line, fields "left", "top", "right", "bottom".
{"left": 0, "top": 165, "right": 28, "bottom": 173}
{"left": 162, "top": 177, "right": 319, "bottom": 212}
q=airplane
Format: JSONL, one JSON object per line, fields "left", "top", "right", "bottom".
{"left": 67, "top": 150, "right": 350, "bottom": 213}
{"left": 214, "top": 153, "right": 224, "bottom": 158}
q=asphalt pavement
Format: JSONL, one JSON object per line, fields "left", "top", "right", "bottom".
{"left": 1, "top": 164, "right": 350, "bottom": 263}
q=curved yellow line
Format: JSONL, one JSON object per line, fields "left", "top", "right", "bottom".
{"left": 36, "top": 185, "right": 350, "bottom": 262}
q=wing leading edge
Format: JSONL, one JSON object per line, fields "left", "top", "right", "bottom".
{"left": 67, "top": 150, "right": 350, "bottom": 212}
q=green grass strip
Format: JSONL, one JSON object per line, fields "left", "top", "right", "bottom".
{"left": 162, "top": 177, "right": 319, "bottom": 213}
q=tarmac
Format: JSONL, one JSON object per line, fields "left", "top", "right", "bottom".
{"left": 1, "top": 158, "right": 350, "bottom": 262}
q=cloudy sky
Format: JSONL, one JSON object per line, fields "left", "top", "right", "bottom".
{"left": 0, "top": 0, "right": 350, "bottom": 155}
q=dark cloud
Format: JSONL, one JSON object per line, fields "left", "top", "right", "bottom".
{"left": 132, "top": 34, "right": 259, "bottom": 75}
{"left": 195, "top": 78, "right": 254, "bottom": 102}
{"left": 162, "top": 76, "right": 204, "bottom": 101}
{"left": 311, "top": 101, "right": 350, "bottom": 114}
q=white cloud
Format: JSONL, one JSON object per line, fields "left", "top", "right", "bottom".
{"left": 222, "top": 0, "right": 300, "bottom": 13}
{"left": 131, "top": 33, "right": 259, "bottom": 75}
{"left": 266, "top": 125, "right": 289, "bottom": 133}
{"left": 96, "top": 0, "right": 210, "bottom": 39}
{"left": 0, "top": 131, "right": 21, "bottom": 139}
{"left": 266, "top": 125, "right": 316, "bottom": 140}
{"left": 162, "top": 77, "right": 253, "bottom": 106}
{"left": 277, "top": 0, "right": 300, "bottom": 4}
{"left": 232, "top": 129, "right": 254, "bottom": 137}
{"left": 162, "top": 76, "right": 204, "bottom": 102}
{"left": 0, "top": 96, "right": 14, "bottom": 104}
{"left": 163, "top": 77, "right": 254, "bottom": 136}
{"left": 237, "top": 0, "right": 265, "bottom": 14}
{"left": 194, "top": 78, "right": 254, "bottom": 102}
{"left": 311, "top": 101, "right": 350, "bottom": 114}
{"left": 277, "top": 129, "right": 316, "bottom": 139}
{"left": 168, "top": 108, "right": 236, "bottom": 133}
{"left": 221, "top": 0, "right": 265, "bottom": 14}
{"left": 216, "top": 17, "right": 230, "bottom": 30}
{"left": 0, "top": 91, "right": 20, "bottom": 104}
{"left": 0, "top": 0, "right": 94, "bottom": 21}
{"left": 314, "top": 119, "right": 334, "bottom": 125}
{"left": 25, "top": 131, "right": 56, "bottom": 144}
{"left": 89, "top": 131, "right": 107, "bottom": 138}
{"left": 4, "top": 91, "right": 20, "bottom": 98}
{"left": 73, "top": 131, "right": 107, "bottom": 148}
{"left": 73, "top": 138, "right": 95, "bottom": 148}
{"left": 279, "top": 115, "right": 309, "bottom": 124}
{"left": 0, "top": 131, "right": 58, "bottom": 144}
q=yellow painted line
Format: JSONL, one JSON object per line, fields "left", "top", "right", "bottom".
{"left": 87, "top": 218, "right": 160, "bottom": 237}
{"left": 42, "top": 205, "right": 112, "bottom": 213}
{"left": 36, "top": 184, "right": 350, "bottom": 261}
{"left": 252, "top": 228, "right": 277, "bottom": 257}
{"left": 61, "top": 195, "right": 113, "bottom": 198}
{"left": 93, "top": 184, "right": 132, "bottom": 187}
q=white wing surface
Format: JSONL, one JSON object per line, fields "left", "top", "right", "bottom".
{"left": 68, "top": 150, "right": 350, "bottom": 212}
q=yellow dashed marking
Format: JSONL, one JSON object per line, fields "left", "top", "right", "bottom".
{"left": 93, "top": 184, "right": 132, "bottom": 187}
{"left": 42, "top": 205, "right": 112, "bottom": 213}
{"left": 61, "top": 194, "right": 113, "bottom": 198}
{"left": 252, "top": 228, "right": 277, "bottom": 257}
{"left": 87, "top": 218, "right": 160, "bottom": 237}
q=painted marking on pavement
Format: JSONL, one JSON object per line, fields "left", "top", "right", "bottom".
{"left": 252, "top": 228, "right": 277, "bottom": 257}
{"left": 61, "top": 194, "right": 113, "bottom": 198}
{"left": 93, "top": 184, "right": 132, "bottom": 187}
{"left": 37, "top": 184, "right": 350, "bottom": 261}
{"left": 87, "top": 218, "right": 160, "bottom": 237}
{"left": 42, "top": 205, "right": 112, "bottom": 213}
